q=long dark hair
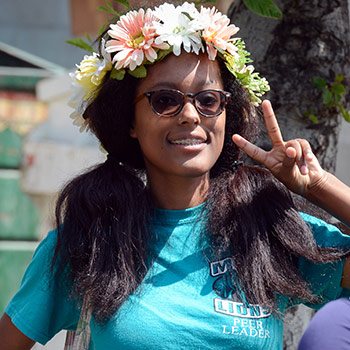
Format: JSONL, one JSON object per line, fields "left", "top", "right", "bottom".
{"left": 54, "top": 46, "right": 347, "bottom": 323}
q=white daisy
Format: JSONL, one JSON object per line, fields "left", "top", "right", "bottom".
{"left": 153, "top": 2, "right": 203, "bottom": 56}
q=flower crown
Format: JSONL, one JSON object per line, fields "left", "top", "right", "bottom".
{"left": 69, "top": 2, "right": 270, "bottom": 132}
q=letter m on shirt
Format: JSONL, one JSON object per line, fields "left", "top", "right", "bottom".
{"left": 210, "top": 257, "right": 234, "bottom": 277}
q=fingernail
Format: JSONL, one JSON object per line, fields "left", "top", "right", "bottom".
{"left": 305, "top": 151, "right": 313, "bottom": 161}
{"left": 301, "top": 165, "right": 308, "bottom": 175}
{"left": 233, "top": 134, "right": 241, "bottom": 141}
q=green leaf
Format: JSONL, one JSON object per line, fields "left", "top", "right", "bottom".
{"left": 331, "top": 83, "right": 346, "bottom": 95}
{"left": 339, "top": 105, "right": 350, "bottom": 122}
{"left": 309, "top": 114, "right": 319, "bottom": 123}
{"left": 98, "top": 22, "right": 108, "bottom": 37}
{"left": 304, "top": 110, "right": 318, "bottom": 123}
{"left": 128, "top": 65, "right": 147, "bottom": 78}
{"left": 112, "top": 0, "right": 130, "bottom": 9}
{"left": 85, "top": 33, "right": 92, "bottom": 43}
{"left": 322, "top": 89, "right": 333, "bottom": 106}
{"left": 97, "top": 6, "right": 118, "bottom": 15}
{"left": 182, "top": 12, "right": 194, "bottom": 21}
{"left": 242, "top": 0, "right": 282, "bottom": 19}
{"left": 156, "top": 48, "right": 173, "bottom": 62}
{"left": 334, "top": 93, "right": 342, "bottom": 104}
{"left": 66, "top": 38, "right": 95, "bottom": 53}
{"left": 335, "top": 74, "right": 344, "bottom": 82}
{"left": 110, "top": 68, "right": 125, "bottom": 80}
{"left": 312, "top": 77, "right": 326, "bottom": 90}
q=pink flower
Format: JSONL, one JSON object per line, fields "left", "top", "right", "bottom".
{"left": 198, "top": 7, "right": 240, "bottom": 60}
{"left": 105, "top": 8, "right": 169, "bottom": 71}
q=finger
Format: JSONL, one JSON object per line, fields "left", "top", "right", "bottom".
{"left": 283, "top": 147, "right": 308, "bottom": 175}
{"left": 285, "top": 140, "right": 307, "bottom": 175}
{"left": 284, "top": 146, "right": 297, "bottom": 168}
{"left": 298, "top": 139, "right": 321, "bottom": 170}
{"left": 300, "top": 159, "right": 308, "bottom": 175}
{"left": 262, "top": 100, "right": 284, "bottom": 147}
{"left": 232, "top": 134, "right": 268, "bottom": 164}
{"left": 298, "top": 139, "right": 313, "bottom": 160}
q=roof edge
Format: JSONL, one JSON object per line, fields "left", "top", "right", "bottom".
{"left": 0, "top": 41, "right": 66, "bottom": 74}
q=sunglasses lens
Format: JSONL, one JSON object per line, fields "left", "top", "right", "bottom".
{"left": 151, "top": 90, "right": 182, "bottom": 116}
{"left": 196, "top": 90, "right": 225, "bottom": 117}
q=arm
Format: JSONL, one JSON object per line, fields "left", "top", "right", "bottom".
{"left": 0, "top": 313, "right": 35, "bottom": 350}
{"left": 304, "top": 171, "right": 350, "bottom": 228}
{"left": 232, "top": 100, "right": 350, "bottom": 288}
{"left": 232, "top": 100, "right": 350, "bottom": 227}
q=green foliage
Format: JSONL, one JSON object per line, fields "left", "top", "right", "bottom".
{"left": 97, "top": 22, "right": 109, "bottom": 37}
{"left": 98, "top": 0, "right": 130, "bottom": 14}
{"left": 98, "top": 0, "right": 119, "bottom": 16}
{"left": 128, "top": 65, "right": 147, "bottom": 78}
{"left": 67, "top": 0, "right": 130, "bottom": 52}
{"left": 67, "top": 0, "right": 283, "bottom": 54}
{"left": 303, "top": 108, "right": 318, "bottom": 123}
{"left": 242, "top": 0, "right": 282, "bottom": 19}
{"left": 110, "top": 68, "right": 125, "bottom": 80}
{"left": 305, "top": 75, "right": 350, "bottom": 123}
{"left": 66, "top": 38, "right": 95, "bottom": 53}
{"left": 112, "top": 0, "right": 130, "bottom": 9}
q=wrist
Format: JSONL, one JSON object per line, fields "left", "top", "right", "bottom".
{"left": 305, "top": 170, "right": 329, "bottom": 202}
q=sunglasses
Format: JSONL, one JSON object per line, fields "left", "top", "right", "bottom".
{"left": 134, "top": 89, "right": 232, "bottom": 118}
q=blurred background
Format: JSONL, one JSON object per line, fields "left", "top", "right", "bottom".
{"left": 0, "top": 1, "right": 231, "bottom": 348}
{"left": 0, "top": 0, "right": 349, "bottom": 349}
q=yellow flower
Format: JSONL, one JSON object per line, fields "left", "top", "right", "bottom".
{"left": 75, "top": 53, "right": 112, "bottom": 90}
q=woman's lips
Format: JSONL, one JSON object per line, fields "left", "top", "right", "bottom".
{"left": 169, "top": 138, "right": 206, "bottom": 145}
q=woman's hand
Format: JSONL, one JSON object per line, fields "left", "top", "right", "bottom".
{"left": 232, "top": 99, "right": 350, "bottom": 227}
{"left": 232, "top": 100, "right": 326, "bottom": 196}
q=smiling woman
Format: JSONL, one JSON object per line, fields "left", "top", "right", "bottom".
{"left": 0, "top": 2, "right": 350, "bottom": 350}
{"left": 130, "top": 53, "right": 227, "bottom": 208}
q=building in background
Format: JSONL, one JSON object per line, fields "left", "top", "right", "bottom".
{"left": 0, "top": 41, "right": 62, "bottom": 313}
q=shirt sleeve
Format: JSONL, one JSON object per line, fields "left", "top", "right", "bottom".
{"left": 296, "top": 212, "right": 350, "bottom": 310}
{"left": 5, "top": 229, "right": 80, "bottom": 345}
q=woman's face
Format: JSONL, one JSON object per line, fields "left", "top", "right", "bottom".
{"left": 130, "top": 52, "right": 226, "bottom": 182}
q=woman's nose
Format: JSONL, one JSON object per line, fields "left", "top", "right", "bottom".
{"left": 177, "top": 100, "right": 201, "bottom": 125}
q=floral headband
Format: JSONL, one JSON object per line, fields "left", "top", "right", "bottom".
{"left": 69, "top": 2, "right": 270, "bottom": 132}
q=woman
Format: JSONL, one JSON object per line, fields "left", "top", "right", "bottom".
{"left": 1, "top": 2, "right": 349, "bottom": 349}
{"left": 298, "top": 297, "right": 350, "bottom": 349}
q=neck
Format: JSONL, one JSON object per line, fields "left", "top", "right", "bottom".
{"left": 147, "top": 173, "right": 210, "bottom": 210}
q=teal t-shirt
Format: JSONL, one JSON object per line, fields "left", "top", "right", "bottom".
{"left": 5, "top": 207, "right": 350, "bottom": 349}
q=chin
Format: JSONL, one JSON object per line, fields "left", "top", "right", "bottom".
{"left": 174, "top": 164, "right": 213, "bottom": 178}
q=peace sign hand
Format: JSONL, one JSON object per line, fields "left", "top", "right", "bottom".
{"left": 232, "top": 100, "right": 327, "bottom": 197}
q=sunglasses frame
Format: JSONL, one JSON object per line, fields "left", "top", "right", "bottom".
{"left": 134, "top": 89, "right": 232, "bottom": 118}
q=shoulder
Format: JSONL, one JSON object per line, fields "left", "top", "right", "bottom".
{"left": 34, "top": 229, "right": 58, "bottom": 257}
{"left": 299, "top": 212, "right": 350, "bottom": 249}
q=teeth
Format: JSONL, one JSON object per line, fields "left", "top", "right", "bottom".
{"left": 170, "top": 139, "right": 204, "bottom": 145}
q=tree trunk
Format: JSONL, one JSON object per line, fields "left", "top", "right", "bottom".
{"left": 228, "top": 0, "right": 350, "bottom": 171}
{"left": 227, "top": 1, "right": 350, "bottom": 349}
